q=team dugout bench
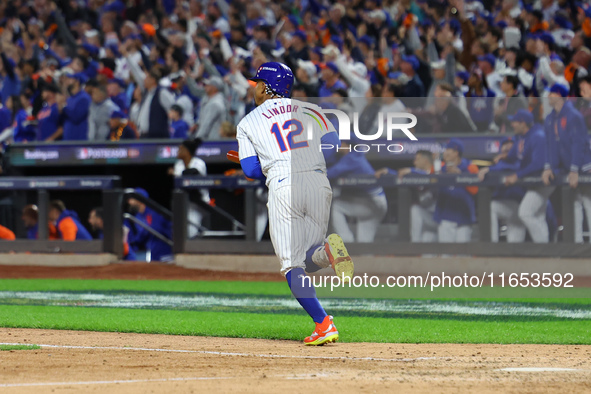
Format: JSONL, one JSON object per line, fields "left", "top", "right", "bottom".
{"left": 0, "top": 176, "right": 122, "bottom": 255}
{"left": 174, "top": 174, "right": 591, "bottom": 258}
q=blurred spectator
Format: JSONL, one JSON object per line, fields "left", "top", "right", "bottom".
{"left": 89, "top": 84, "right": 120, "bottom": 140}
{"left": 400, "top": 55, "right": 425, "bottom": 102}
{"left": 10, "top": 94, "right": 37, "bottom": 142}
{"left": 195, "top": 76, "right": 226, "bottom": 140}
{"left": 434, "top": 139, "right": 478, "bottom": 243}
{"left": 494, "top": 75, "right": 528, "bottom": 133}
{"left": 124, "top": 46, "right": 174, "bottom": 138}
{"left": 37, "top": 84, "right": 62, "bottom": 141}
{"left": 318, "top": 62, "right": 347, "bottom": 98}
{"left": 433, "top": 83, "right": 475, "bottom": 133}
{"left": 48, "top": 200, "right": 92, "bottom": 241}
{"left": 169, "top": 104, "right": 189, "bottom": 139}
{"left": 108, "top": 111, "right": 137, "bottom": 140}
{"left": 219, "top": 121, "right": 237, "bottom": 139}
{"left": 107, "top": 78, "right": 128, "bottom": 114}
{"left": 57, "top": 73, "right": 91, "bottom": 140}
{"left": 465, "top": 71, "right": 495, "bottom": 132}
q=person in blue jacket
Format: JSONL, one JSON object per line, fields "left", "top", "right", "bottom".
{"left": 542, "top": 83, "right": 591, "bottom": 243}
{"left": 168, "top": 104, "right": 189, "bottom": 139}
{"left": 479, "top": 137, "right": 526, "bottom": 242}
{"left": 127, "top": 188, "right": 173, "bottom": 262}
{"left": 48, "top": 200, "right": 93, "bottom": 241}
{"left": 502, "top": 109, "right": 552, "bottom": 243}
{"left": 326, "top": 141, "right": 387, "bottom": 243}
{"left": 57, "top": 72, "right": 91, "bottom": 140}
{"left": 434, "top": 139, "right": 479, "bottom": 243}
{"left": 6, "top": 95, "right": 36, "bottom": 142}
{"left": 37, "top": 84, "right": 62, "bottom": 141}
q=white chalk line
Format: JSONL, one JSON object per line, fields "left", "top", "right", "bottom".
{"left": 0, "top": 342, "right": 438, "bottom": 363}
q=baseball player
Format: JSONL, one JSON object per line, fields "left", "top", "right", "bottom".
{"left": 375, "top": 150, "right": 437, "bottom": 242}
{"left": 236, "top": 62, "right": 354, "bottom": 346}
{"left": 501, "top": 110, "right": 549, "bottom": 242}
{"left": 478, "top": 138, "right": 526, "bottom": 242}
{"left": 542, "top": 84, "right": 591, "bottom": 241}
{"left": 434, "top": 139, "right": 479, "bottom": 243}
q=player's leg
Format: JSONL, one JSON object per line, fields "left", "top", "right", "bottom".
{"left": 504, "top": 200, "right": 526, "bottom": 243}
{"left": 574, "top": 198, "right": 584, "bottom": 243}
{"left": 269, "top": 181, "right": 334, "bottom": 344}
{"left": 577, "top": 185, "right": 591, "bottom": 243}
{"left": 519, "top": 187, "right": 553, "bottom": 243}
{"left": 355, "top": 194, "right": 387, "bottom": 243}
{"left": 455, "top": 224, "right": 472, "bottom": 243}
{"left": 422, "top": 206, "right": 438, "bottom": 242}
{"left": 410, "top": 204, "right": 424, "bottom": 242}
{"left": 330, "top": 197, "right": 355, "bottom": 242}
{"left": 437, "top": 220, "right": 456, "bottom": 243}
{"left": 490, "top": 200, "right": 502, "bottom": 243}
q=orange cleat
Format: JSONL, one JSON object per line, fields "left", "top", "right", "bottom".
{"left": 304, "top": 315, "right": 339, "bottom": 346}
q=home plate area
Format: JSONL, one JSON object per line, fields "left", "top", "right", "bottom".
{"left": 1, "top": 329, "right": 590, "bottom": 394}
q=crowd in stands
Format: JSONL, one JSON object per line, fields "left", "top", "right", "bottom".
{"left": 0, "top": 0, "right": 590, "bottom": 144}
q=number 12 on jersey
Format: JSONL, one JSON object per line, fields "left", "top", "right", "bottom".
{"left": 270, "top": 119, "right": 308, "bottom": 152}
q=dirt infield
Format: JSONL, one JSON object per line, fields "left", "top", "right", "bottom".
{"left": 0, "top": 328, "right": 590, "bottom": 394}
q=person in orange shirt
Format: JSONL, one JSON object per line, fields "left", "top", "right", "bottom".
{"left": 0, "top": 224, "right": 15, "bottom": 240}
{"left": 48, "top": 200, "right": 92, "bottom": 241}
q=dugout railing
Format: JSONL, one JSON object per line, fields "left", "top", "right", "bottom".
{"left": 0, "top": 176, "right": 122, "bottom": 254}
{"left": 173, "top": 173, "right": 591, "bottom": 258}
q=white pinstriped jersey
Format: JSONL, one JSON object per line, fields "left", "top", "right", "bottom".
{"left": 236, "top": 98, "right": 335, "bottom": 184}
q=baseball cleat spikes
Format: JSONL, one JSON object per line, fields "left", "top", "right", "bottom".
{"left": 325, "top": 234, "right": 354, "bottom": 283}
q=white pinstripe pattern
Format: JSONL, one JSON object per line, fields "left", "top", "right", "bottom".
{"left": 237, "top": 99, "right": 334, "bottom": 274}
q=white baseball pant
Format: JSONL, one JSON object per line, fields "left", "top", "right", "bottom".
{"left": 331, "top": 193, "right": 388, "bottom": 243}
{"left": 438, "top": 220, "right": 472, "bottom": 243}
{"left": 267, "top": 171, "right": 332, "bottom": 275}
{"left": 518, "top": 186, "right": 555, "bottom": 243}
{"left": 410, "top": 204, "right": 438, "bottom": 242}
{"left": 575, "top": 185, "right": 591, "bottom": 243}
{"left": 490, "top": 200, "right": 526, "bottom": 243}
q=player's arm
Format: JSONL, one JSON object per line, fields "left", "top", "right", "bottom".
{"left": 237, "top": 125, "right": 266, "bottom": 181}
{"left": 516, "top": 136, "right": 545, "bottom": 178}
{"left": 570, "top": 115, "right": 587, "bottom": 173}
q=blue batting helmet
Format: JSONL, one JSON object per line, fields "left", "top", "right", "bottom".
{"left": 250, "top": 62, "right": 294, "bottom": 97}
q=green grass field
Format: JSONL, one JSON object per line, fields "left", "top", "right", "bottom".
{"left": 0, "top": 278, "right": 590, "bottom": 344}
{"left": 0, "top": 344, "right": 40, "bottom": 351}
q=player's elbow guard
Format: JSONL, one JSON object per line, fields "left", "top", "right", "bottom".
{"left": 240, "top": 156, "right": 266, "bottom": 181}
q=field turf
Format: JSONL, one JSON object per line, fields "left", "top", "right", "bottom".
{"left": 0, "top": 279, "right": 590, "bottom": 344}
